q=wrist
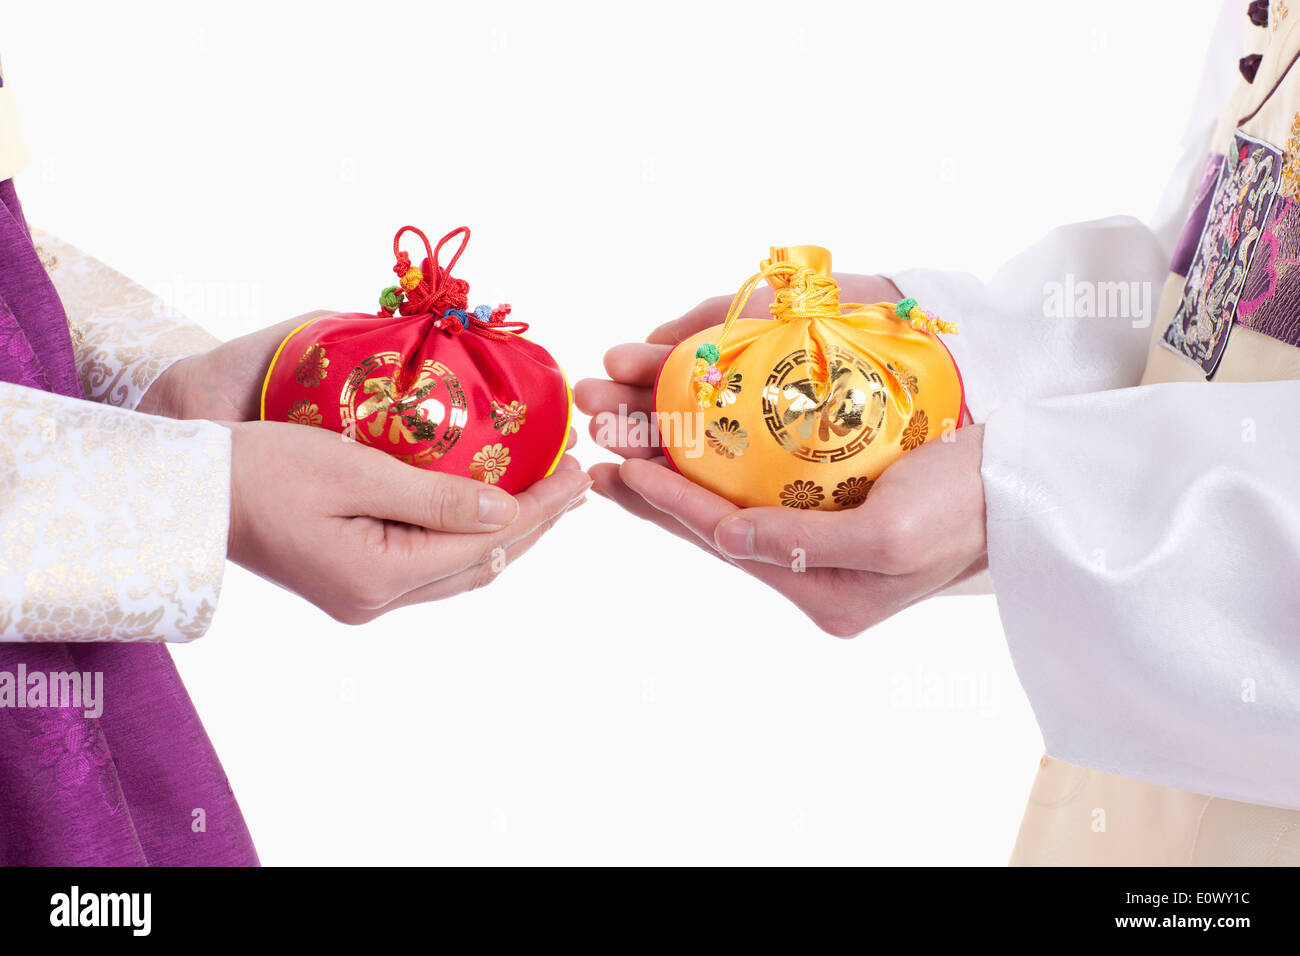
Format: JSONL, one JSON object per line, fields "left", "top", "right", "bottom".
{"left": 224, "top": 421, "right": 253, "bottom": 566}
{"left": 138, "top": 353, "right": 201, "bottom": 419}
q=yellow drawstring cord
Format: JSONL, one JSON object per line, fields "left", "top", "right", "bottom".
{"left": 690, "top": 266, "right": 956, "bottom": 408}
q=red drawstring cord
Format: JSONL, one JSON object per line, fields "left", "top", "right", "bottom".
{"left": 380, "top": 225, "right": 529, "bottom": 340}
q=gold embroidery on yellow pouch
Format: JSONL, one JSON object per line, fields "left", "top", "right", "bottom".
{"left": 713, "top": 371, "right": 742, "bottom": 407}
{"left": 832, "top": 476, "right": 873, "bottom": 508}
{"left": 887, "top": 361, "right": 920, "bottom": 395}
{"left": 900, "top": 409, "right": 930, "bottom": 451}
{"left": 705, "top": 417, "right": 749, "bottom": 458}
{"left": 779, "top": 480, "right": 824, "bottom": 509}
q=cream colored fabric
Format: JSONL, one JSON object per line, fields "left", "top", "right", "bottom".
{"left": 32, "top": 231, "right": 220, "bottom": 410}
{"left": 0, "top": 383, "right": 230, "bottom": 643}
{"left": 1012, "top": 757, "right": 1300, "bottom": 866}
{"left": 0, "top": 234, "right": 231, "bottom": 643}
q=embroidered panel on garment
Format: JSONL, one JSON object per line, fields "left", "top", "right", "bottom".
{"left": 1171, "top": 153, "right": 1226, "bottom": 277}
{"left": 1236, "top": 193, "right": 1300, "bottom": 345}
{"left": 1162, "top": 131, "right": 1282, "bottom": 375}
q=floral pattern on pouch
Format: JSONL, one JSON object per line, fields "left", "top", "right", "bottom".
{"left": 779, "top": 480, "right": 824, "bottom": 509}
{"left": 490, "top": 399, "right": 527, "bottom": 435}
{"left": 705, "top": 417, "right": 748, "bottom": 458}
{"left": 832, "top": 476, "right": 873, "bottom": 508}
{"left": 1163, "top": 132, "right": 1283, "bottom": 376}
{"left": 899, "top": 409, "right": 930, "bottom": 451}
{"left": 470, "top": 443, "right": 511, "bottom": 484}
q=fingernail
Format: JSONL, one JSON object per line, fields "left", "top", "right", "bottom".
{"left": 715, "top": 517, "right": 754, "bottom": 559}
{"left": 478, "top": 490, "right": 516, "bottom": 525}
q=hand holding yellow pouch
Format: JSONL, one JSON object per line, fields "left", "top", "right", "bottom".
{"left": 653, "top": 246, "right": 964, "bottom": 510}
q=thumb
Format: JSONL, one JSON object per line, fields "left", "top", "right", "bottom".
{"left": 645, "top": 287, "right": 775, "bottom": 346}
{"left": 713, "top": 505, "right": 888, "bottom": 571}
{"left": 334, "top": 442, "right": 520, "bottom": 532}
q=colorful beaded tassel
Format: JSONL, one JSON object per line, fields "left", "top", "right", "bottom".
{"left": 893, "top": 297, "right": 958, "bottom": 336}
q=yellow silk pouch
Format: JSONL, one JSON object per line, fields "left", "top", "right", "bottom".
{"left": 653, "top": 246, "right": 964, "bottom": 510}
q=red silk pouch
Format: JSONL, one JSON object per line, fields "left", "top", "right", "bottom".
{"left": 260, "top": 226, "right": 571, "bottom": 494}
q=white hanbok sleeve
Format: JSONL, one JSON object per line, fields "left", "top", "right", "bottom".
{"left": 33, "top": 232, "right": 220, "bottom": 411}
{"left": 891, "top": 216, "right": 1170, "bottom": 423}
{"left": 983, "top": 382, "right": 1300, "bottom": 809}
{"left": 0, "top": 382, "right": 230, "bottom": 642}
{"left": 887, "top": 5, "right": 1300, "bottom": 807}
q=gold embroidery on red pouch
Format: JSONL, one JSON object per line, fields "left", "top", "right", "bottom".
{"left": 470, "top": 443, "right": 511, "bottom": 484}
{"left": 295, "top": 344, "right": 330, "bottom": 388}
{"left": 286, "top": 400, "right": 323, "bottom": 427}
{"left": 490, "top": 399, "right": 527, "bottom": 435}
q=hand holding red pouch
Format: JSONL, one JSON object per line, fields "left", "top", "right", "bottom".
{"left": 261, "top": 225, "right": 572, "bottom": 495}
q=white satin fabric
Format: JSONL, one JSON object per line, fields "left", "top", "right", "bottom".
{"left": 895, "top": 3, "right": 1300, "bottom": 809}
{"left": 984, "top": 380, "right": 1300, "bottom": 809}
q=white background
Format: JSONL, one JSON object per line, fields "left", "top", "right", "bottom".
{"left": 7, "top": 0, "right": 1220, "bottom": 864}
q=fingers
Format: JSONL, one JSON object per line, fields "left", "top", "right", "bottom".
{"left": 587, "top": 415, "right": 661, "bottom": 459}
{"left": 603, "top": 343, "right": 672, "bottom": 385}
{"left": 571, "top": 344, "right": 669, "bottom": 417}
{"left": 352, "top": 466, "right": 591, "bottom": 608}
{"left": 615, "top": 458, "right": 833, "bottom": 599}
{"left": 646, "top": 291, "right": 772, "bottom": 345}
{"left": 416, "top": 467, "right": 593, "bottom": 578}
{"left": 334, "top": 443, "right": 521, "bottom": 532}
{"left": 573, "top": 379, "right": 653, "bottom": 418}
{"left": 712, "top": 494, "right": 938, "bottom": 574}
{"left": 573, "top": 374, "right": 662, "bottom": 459}
{"left": 573, "top": 344, "right": 669, "bottom": 453}
{"left": 616, "top": 457, "right": 738, "bottom": 546}
{"left": 378, "top": 495, "right": 586, "bottom": 611}
{"left": 589, "top": 462, "right": 734, "bottom": 559}
{"left": 712, "top": 506, "right": 880, "bottom": 570}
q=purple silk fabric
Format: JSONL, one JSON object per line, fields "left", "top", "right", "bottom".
{"left": 1170, "top": 152, "right": 1224, "bottom": 278}
{"left": 0, "top": 180, "right": 258, "bottom": 865}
